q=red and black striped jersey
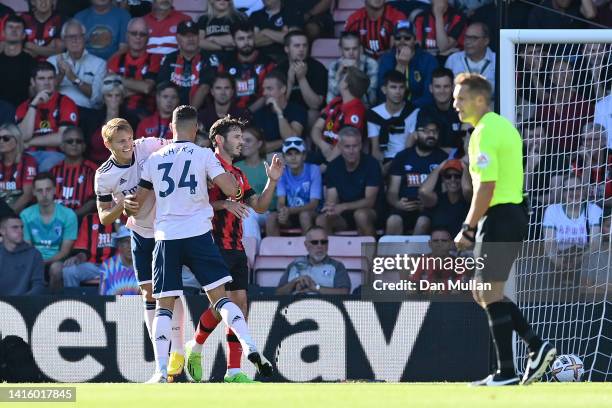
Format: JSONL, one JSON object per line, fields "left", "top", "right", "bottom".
{"left": 135, "top": 113, "right": 172, "bottom": 139}
{"left": 220, "top": 52, "right": 276, "bottom": 109}
{"left": 0, "top": 153, "right": 37, "bottom": 196}
{"left": 20, "top": 13, "right": 64, "bottom": 60}
{"left": 414, "top": 8, "right": 467, "bottom": 52}
{"left": 107, "top": 51, "right": 161, "bottom": 114}
{"left": 320, "top": 96, "right": 366, "bottom": 146}
{"left": 50, "top": 160, "right": 97, "bottom": 211}
{"left": 345, "top": 5, "right": 406, "bottom": 59}
{"left": 15, "top": 92, "right": 79, "bottom": 152}
{"left": 74, "top": 213, "right": 117, "bottom": 265}
{"left": 208, "top": 153, "right": 256, "bottom": 250}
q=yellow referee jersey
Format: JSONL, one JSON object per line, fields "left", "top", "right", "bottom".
{"left": 468, "top": 112, "right": 524, "bottom": 206}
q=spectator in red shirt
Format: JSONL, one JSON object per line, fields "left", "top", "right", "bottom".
{"left": 107, "top": 17, "right": 161, "bottom": 118}
{"left": 198, "top": 73, "right": 252, "bottom": 144}
{"left": 143, "top": 0, "right": 190, "bottom": 56}
{"left": 344, "top": 0, "right": 406, "bottom": 60}
{"left": 0, "top": 123, "right": 36, "bottom": 214}
{"left": 53, "top": 212, "right": 118, "bottom": 290}
{"left": 21, "top": 0, "right": 65, "bottom": 60}
{"left": 413, "top": 0, "right": 467, "bottom": 62}
{"left": 221, "top": 20, "right": 276, "bottom": 112}
{"left": 311, "top": 66, "right": 369, "bottom": 163}
{"left": 136, "top": 81, "right": 180, "bottom": 139}
{"left": 16, "top": 61, "right": 79, "bottom": 172}
{"left": 50, "top": 127, "right": 97, "bottom": 219}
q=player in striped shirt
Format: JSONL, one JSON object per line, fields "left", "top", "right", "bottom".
{"left": 134, "top": 107, "right": 274, "bottom": 383}
{"left": 185, "top": 115, "right": 281, "bottom": 383}
{"left": 94, "top": 118, "right": 187, "bottom": 380}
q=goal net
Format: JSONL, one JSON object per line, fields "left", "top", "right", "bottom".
{"left": 501, "top": 29, "right": 612, "bottom": 382}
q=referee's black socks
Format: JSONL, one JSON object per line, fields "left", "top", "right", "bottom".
{"left": 503, "top": 297, "right": 543, "bottom": 353}
{"left": 485, "top": 302, "right": 515, "bottom": 377}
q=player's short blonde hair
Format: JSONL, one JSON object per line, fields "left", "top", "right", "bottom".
{"left": 101, "top": 118, "right": 133, "bottom": 143}
{"left": 454, "top": 73, "right": 492, "bottom": 101}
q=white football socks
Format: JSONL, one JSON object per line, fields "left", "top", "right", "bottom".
{"left": 152, "top": 308, "right": 173, "bottom": 376}
{"left": 214, "top": 297, "right": 257, "bottom": 356}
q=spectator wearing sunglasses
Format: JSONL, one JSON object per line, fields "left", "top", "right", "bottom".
{"left": 107, "top": 17, "right": 161, "bottom": 119}
{"left": 0, "top": 123, "right": 37, "bottom": 214}
{"left": 266, "top": 137, "right": 321, "bottom": 236}
{"left": 415, "top": 159, "right": 471, "bottom": 236}
{"left": 377, "top": 20, "right": 438, "bottom": 108}
{"left": 276, "top": 226, "right": 350, "bottom": 295}
{"left": 49, "top": 127, "right": 97, "bottom": 219}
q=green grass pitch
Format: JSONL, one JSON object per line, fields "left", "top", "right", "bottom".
{"left": 1, "top": 383, "right": 611, "bottom": 408}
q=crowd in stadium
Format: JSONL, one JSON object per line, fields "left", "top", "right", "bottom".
{"left": 0, "top": 0, "right": 610, "bottom": 297}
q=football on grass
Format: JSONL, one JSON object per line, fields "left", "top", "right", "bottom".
{"left": 551, "top": 354, "right": 585, "bottom": 382}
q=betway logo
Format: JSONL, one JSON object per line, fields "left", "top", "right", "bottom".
{"left": 0, "top": 299, "right": 429, "bottom": 382}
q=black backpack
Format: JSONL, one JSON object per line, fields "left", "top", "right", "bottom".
{"left": 0, "top": 335, "right": 42, "bottom": 383}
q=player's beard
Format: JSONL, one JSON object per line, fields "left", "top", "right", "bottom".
{"left": 416, "top": 138, "right": 436, "bottom": 152}
{"left": 238, "top": 46, "right": 254, "bottom": 57}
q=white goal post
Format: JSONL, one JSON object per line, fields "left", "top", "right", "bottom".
{"left": 500, "top": 29, "right": 612, "bottom": 382}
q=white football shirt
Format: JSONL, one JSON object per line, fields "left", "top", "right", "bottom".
{"left": 94, "top": 137, "right": 167, "bottom": 238}
{"left": 140, "top": 141, "right": 225, "bottom": 240}
{"left": 542, "top": 203, "right": 602, "bottom": 250}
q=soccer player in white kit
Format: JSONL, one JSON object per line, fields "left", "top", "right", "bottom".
{"left": 94, "top": 118, "right": 187, "bottom": 378}
{"left": 134, "top": 105, "right": 273, "bottom": 383}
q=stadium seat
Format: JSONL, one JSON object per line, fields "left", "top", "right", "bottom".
{"left": 377, "top": 235, "right": 432, "bottom": 256}
{"left": 333, "top": 9, "right": 353, "bottom": 37}
{"left": 3, "top": 0, "right": 28, "bottom": 12}
{"left": 242, "top": 236, "right": 257, "bottom": 271}
{"left": 337, "top": 0, "right": 363, "bottom": 11}
{"left": 174, "top": 0, "right": 207, "bottom": 20}
{"left": 311, "top": 38, "right": 341, "bottom": 69}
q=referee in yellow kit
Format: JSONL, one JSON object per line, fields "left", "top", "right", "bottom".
{"left": 453, "top": 73, "right": 556, "bottom": 386}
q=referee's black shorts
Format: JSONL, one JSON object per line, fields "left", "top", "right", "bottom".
{"left": 220, "top": 248, "right": 249, "bottom": 291}
{"left": 474, "top": 203, "right": 528, "bottom": 283}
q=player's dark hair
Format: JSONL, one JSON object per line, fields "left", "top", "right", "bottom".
{"left": 156, "top": 81, "right": 180, "bottom": 96}
{"left": 230, "top": 19, "right": 255, "bottom": 37}
{"left": 265, "top": 70, "right": 287, "bottom": 88}
{"left": 212, "top": 72, "right": 236, "bottom": 89}
{"left": 432, "top": 67, "right": 454, "bottom": 82}
{"left": 209, "top": 115, "right": 247, "bottom": 148}
{"left": 33, "top": 172, "right": 56, "bottom": 187}
{"left": 383, "top": 70, "right": 406, "bottom": 87}
{"left": 31, "top": 61, "right": 56, "bottom": 78}
{"left": 173, "top": 105, "right": 198, "bottom": 126}
{"left": 342, "top": 66, "right": 369, "bottom": 99}
{"left": 5, "top": 14, "right": 25, "bottom": 28}
{"left": 284, "top": 29, "right": 308, "bottom": 47}
{"left": 454, "top": 73, "right": 492, "bottom": 101}
{"left": 339, "top": 31, "right": 360, "bottom": 46}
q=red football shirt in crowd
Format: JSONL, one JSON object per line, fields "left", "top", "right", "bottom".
{"left": 320, "top": 96, "right": 366, "bottom": 146}
{"left": 0, "top": 154, "right": 37, "bottom": 199}
{"left": 20, "top": 13, "right": 64, "bottom": 61}
{"left": 15, "top": 92, "right": 79, "bottom": 152}
{"left": 220, "top": 52, "right": 276, "bottom": 109}
{"left": 73, "top": 213, "right": 117, "bottom": 265}
{"left": 144, "top": 10, "right": 190, "bottom": 55}
{"left": 414, "top": 8, "right": 467, "bottom": 52}
{"left": 51, "top": 160, "right": 97, "bottom": 210}
{"left": 135, "top": 113, "right": 172, "bottom": 139}
{"left": 345, "top": 4, "right": 406, "bottom": 59}
{"left": 107, "top": 51, "right": 161, "bottom": 114}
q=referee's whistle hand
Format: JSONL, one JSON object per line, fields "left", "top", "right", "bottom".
{"left": 454, "top": 232, "right": 473, "bottom": 251}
